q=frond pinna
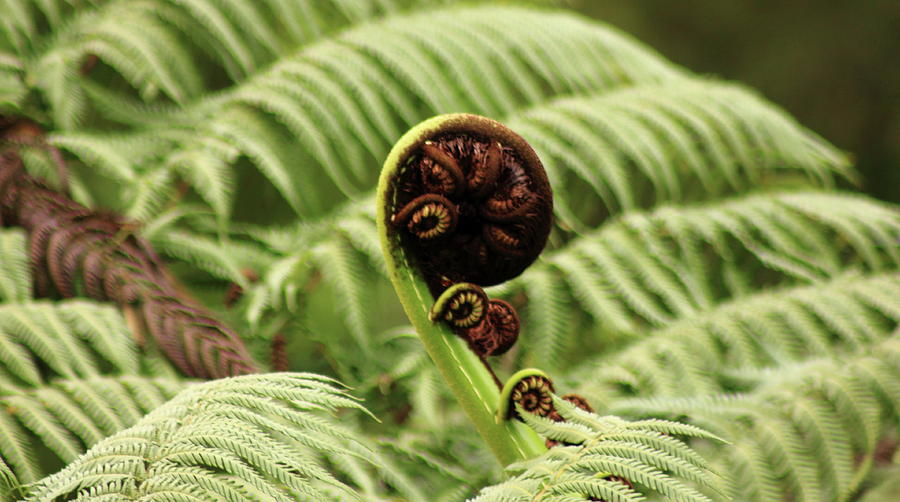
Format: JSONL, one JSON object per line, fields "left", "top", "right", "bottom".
{"left": 21, "top": 373, "right": 374, "bottom": 502}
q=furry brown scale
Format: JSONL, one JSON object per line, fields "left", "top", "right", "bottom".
{"left": 467, "top": 299, "right": 520, "bottom": 357}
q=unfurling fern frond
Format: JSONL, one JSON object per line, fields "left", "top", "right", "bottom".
{"left": 611, "top": 336, "right": 900, "bottom": 502}
{"left": 21, "top": 373, "right": 372, "bottom": 501}
{"left": 471, "top": 397, "right": 724, "bottom": 502}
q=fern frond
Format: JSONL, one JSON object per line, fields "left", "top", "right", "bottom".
{"left": 1, "top": 375, "right": 185, "bottom": 484}
{"left": 507, "top": 81, "right": 852, "bottom": 229}
{"left": 68, "top": 5, "right": 680, "bottom": 220}
{"left": 574, "top": 271, "right": 900, "bottom": 402}
{"left": 312, "top": 238, "right": 375, "bottom": 357}
{"left": 612, "top": 336, "right": 900, "bottom": 502}
{"left": 0, "top": 300, "right": 143, "bottom": 386}
{"left": 0, "top": 53, "right": 25, "bottom": 111}
{"left": 520, "top": 191, "right": 900, "bottom": 348}
{"left": 149, "top": 229, "right": 273, "bottom": 286}
{"left": 519, "top": 267, "right": 573, "bottom": 370}
{"left": 0, "top": 455, "right": 17, "bottom": 502}
{"left": 21, "top": 373, "right": 372, "bottom": 501}
{"left": 18, "top": 0, "right": 456, "bottom": 111}
{"left": 0, "top": 229, "right": 29, "bottom": 302}
{"left": 471, "top": 398, "right": 723, "bottom": 502}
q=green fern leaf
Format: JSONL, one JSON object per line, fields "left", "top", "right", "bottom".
{"left": 21, "top": 373, "right": 372, "bottom": 501}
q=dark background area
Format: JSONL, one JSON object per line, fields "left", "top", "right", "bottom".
{"left": 575, "top": 0, "right": 899, "bottom": 203}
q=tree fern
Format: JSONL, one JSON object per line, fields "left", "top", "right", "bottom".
{"left": 2, "top": 1, "right": 898, "bottom": 501}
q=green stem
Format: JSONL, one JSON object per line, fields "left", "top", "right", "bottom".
{"left": 377, "top": 115, "right": 546, "bottom": 467}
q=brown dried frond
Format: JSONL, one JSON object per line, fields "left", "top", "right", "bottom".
{"left": 0, "top": 150, "right": 259, "bottom": 379}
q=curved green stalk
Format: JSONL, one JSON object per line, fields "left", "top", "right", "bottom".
{"left": 377, "top": 115, "right": 546, "bottom": 466}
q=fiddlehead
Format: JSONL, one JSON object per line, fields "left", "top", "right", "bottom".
{"left": 497, "top": 369, "right": 556, "bottom": 422}
{"left": 430, "top": 283, "right": 521, "bottom": 357}
{"left": 379, "top": 114, "right": 552, "bottom": 465}
{"left": 430, "top": 282, "right": 490, "bottom": 328}
{"left": 393, "top": 193, "right": 459, "bottom": 241}
{"left": 388, "top": 114, "right": 552, "bottom": 292}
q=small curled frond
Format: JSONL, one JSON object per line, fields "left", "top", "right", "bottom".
{"left": 430, "top": 282, "right": 489, "bottom": 329}
{"left": 429, "top": 283, "right": 521, "bottom": 357}
{"left": 497, "top": 369, "right": 556, "bottom": 422}
{"left": 393, "top": 193, "right": 459, "bottom": 241}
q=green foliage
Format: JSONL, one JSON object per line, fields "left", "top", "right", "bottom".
{"left": 612, "top": 337, "right": 900, "bottom": 502}
{"left": 1, "top": 0, "right": 898, "bottom": 501}
{"left": 0, "top": 229, "right": 183, "bottom": 486}
{"left": 22, "top": 373, "right": 371, "bottom": 501}
{"left": 473, "top": 399, "right": 724, "bottom": 502}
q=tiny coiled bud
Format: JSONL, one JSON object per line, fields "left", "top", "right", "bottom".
{"left": 430, "top": 283, "right": 489, "bottom": 329}
{"left": 392, "top": 193, "right": 458, "bottom": 241}
{"left": 497, "top": 369, "right": 555, "bottom": 422}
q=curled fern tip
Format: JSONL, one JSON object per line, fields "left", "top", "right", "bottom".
{"left": 384, "top": 113, "right": 553, "bottom": 291}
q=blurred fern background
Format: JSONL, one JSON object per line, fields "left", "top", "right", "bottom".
{"left": 0, "top": 0, "right": 897, "bottom": 501}
{"left": 577, "top": 0, "right": 900, "bottom": 205}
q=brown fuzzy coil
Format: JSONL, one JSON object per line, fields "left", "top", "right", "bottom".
{"left": 390, "top": 115, "right": 553, "bottom": 292}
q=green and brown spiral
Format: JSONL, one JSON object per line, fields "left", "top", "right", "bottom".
{"left": 430, "top": 283, "right": 520, "bottom": 358}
